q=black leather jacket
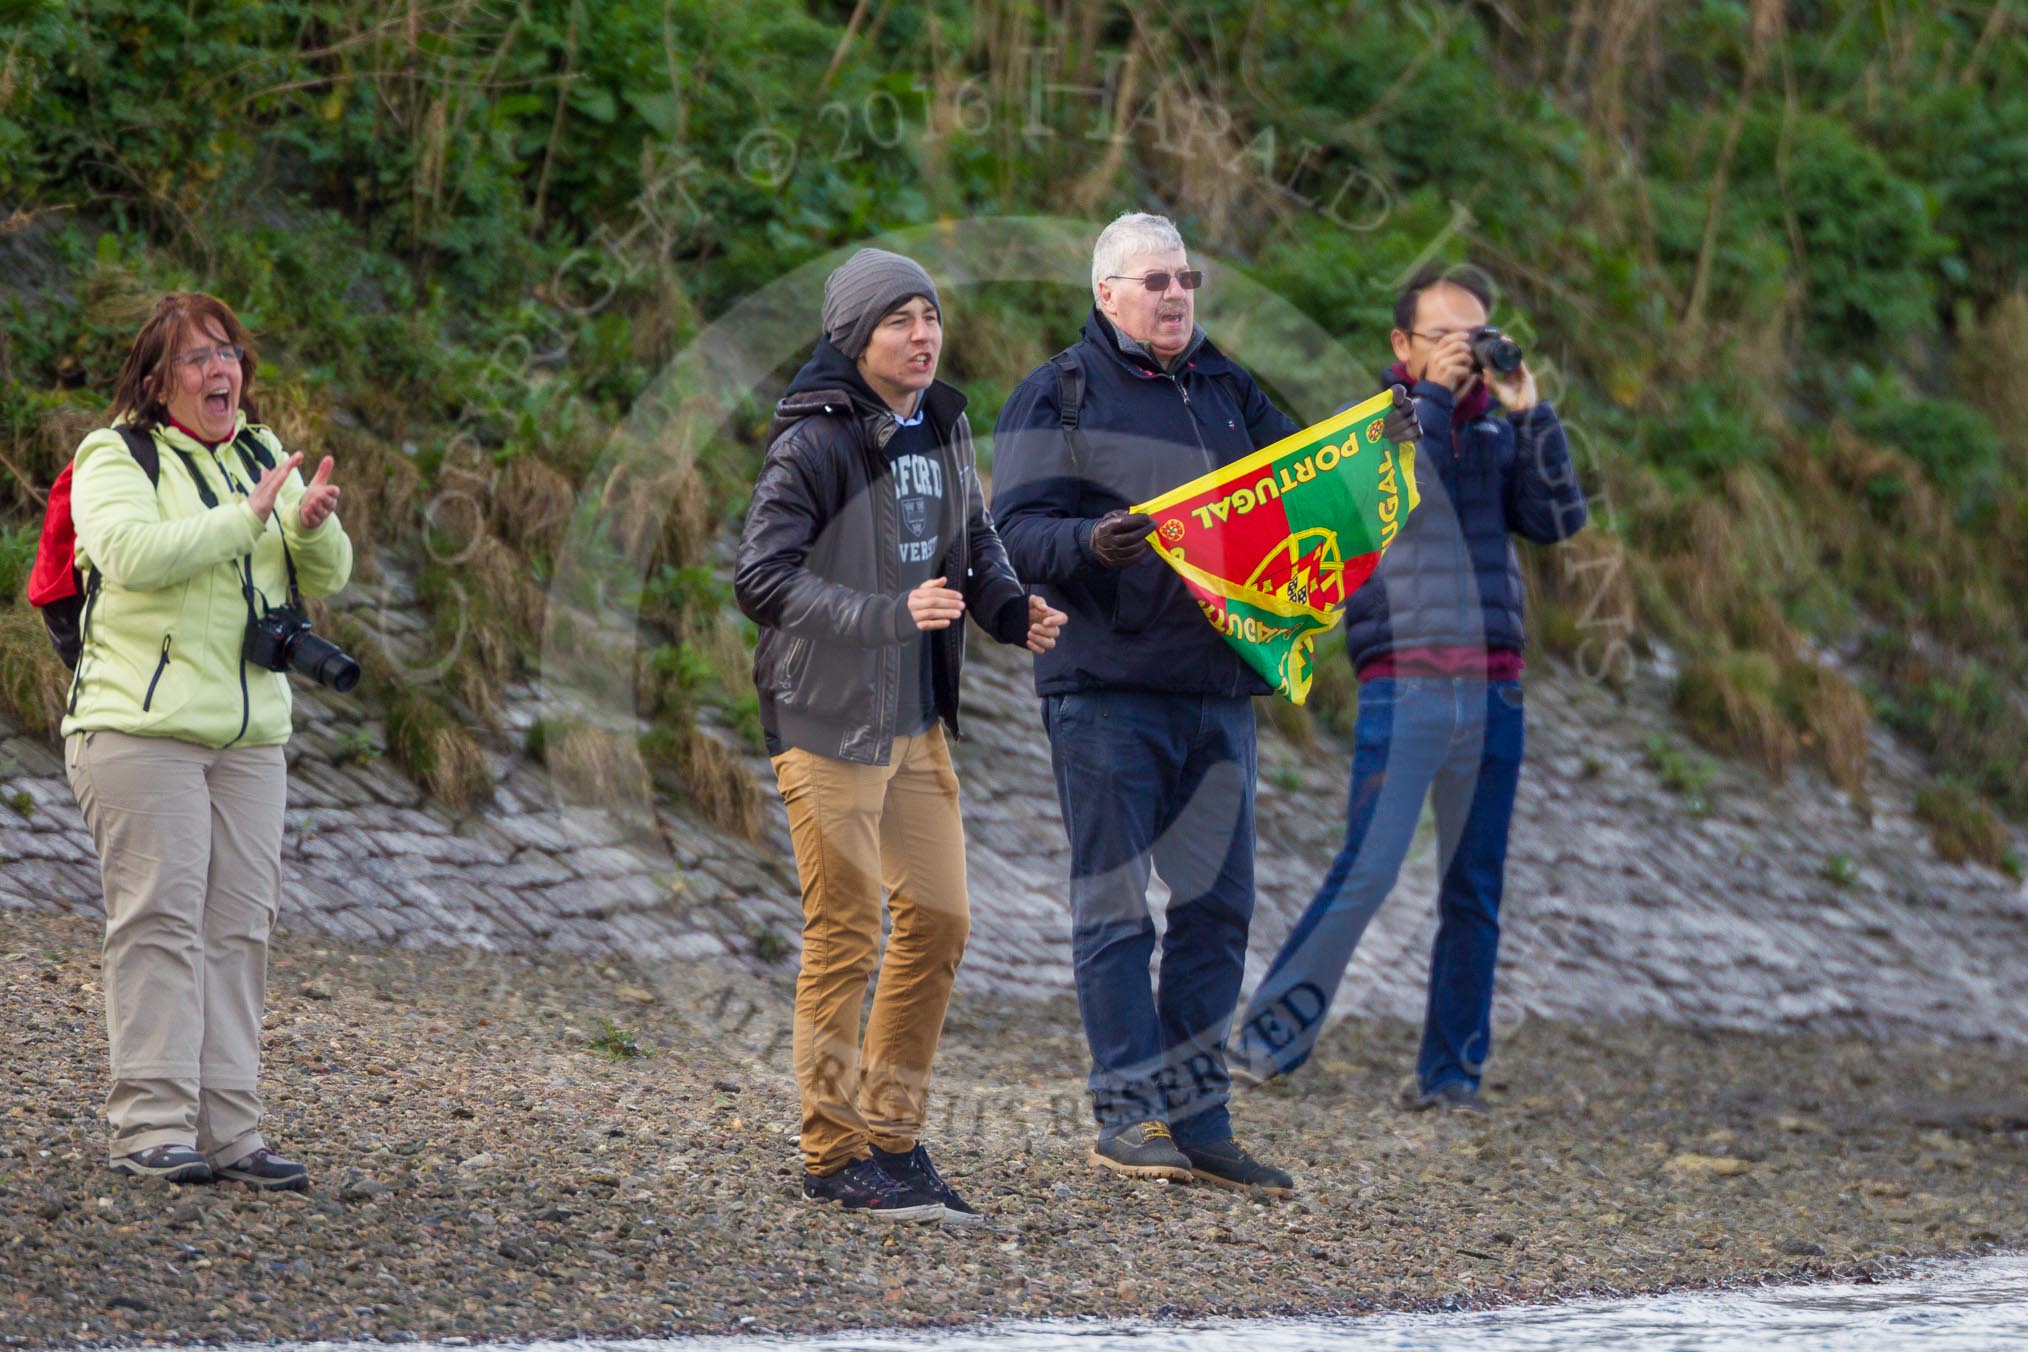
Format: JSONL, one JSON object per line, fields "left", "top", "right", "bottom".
{"left": 735, "top": 341, "right": 1029, "bottom": 765}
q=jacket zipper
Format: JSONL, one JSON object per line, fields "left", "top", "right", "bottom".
{"left": 1173, "top": 377, "right": 1215, "bottom": 472}
{"left": 208, "top": 447, "right": 255, "bottom": 748}
{"left": 870, "top": 416, "right": 900, "bottom": 758}
{"left": 141, "top": 635, "right": 172, "bottom": 711}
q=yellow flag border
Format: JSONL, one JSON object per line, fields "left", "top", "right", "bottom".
{"left": 1131, "top": 387, "right": 1398, "bottom": 517}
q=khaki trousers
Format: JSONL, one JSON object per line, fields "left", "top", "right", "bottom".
{"left": 774, "top": 726, "right": 971, "bottom": 1175}
{"left": 66, "top": 729, "right": 286, "bottom": 1165}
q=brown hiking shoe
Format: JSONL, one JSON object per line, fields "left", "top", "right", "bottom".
{"left": 1089, "top": 1120, "right": 1193, "bottom": 1182}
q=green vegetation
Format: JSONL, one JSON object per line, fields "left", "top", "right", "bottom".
{"left": 1643, "top": 733, "right": 1715, "bottom": 818}
{"left": 0, "top": 1, "right": 2020, "bottom": 839}
{"left": 1820, "top": 852, "right": 1859, "bottom": 888}
{"left": 752, "top": 926, "right": 790, "bottom": 965}
{"left": 330, "top": 729, "right": 379, "bottom": 767}
{"left": 587, "top": 1017, "right": 649, "bottom": 1061}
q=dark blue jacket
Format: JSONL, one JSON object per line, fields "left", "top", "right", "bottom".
{"left": 991, "top": 309, "right": 1301, "bottom": 696}
{"left": 1342, "top": 377, "right": 1588, "bottom": 669}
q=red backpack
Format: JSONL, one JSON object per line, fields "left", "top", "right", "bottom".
{"left": 28, "top": 427, "right": 161, "bottom": 670}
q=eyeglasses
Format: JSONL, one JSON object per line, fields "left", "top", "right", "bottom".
{"left": 1106, "top": 270, "right": 1204, "bottom": 292}
{"left": 172, "top": 344, "right": 245, "bottom": 370}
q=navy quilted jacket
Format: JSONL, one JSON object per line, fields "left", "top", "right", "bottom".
{"left": 1342, "top": 376, "right": 1588, "bottom": 670}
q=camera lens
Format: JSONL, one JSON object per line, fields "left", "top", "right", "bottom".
{"left": 1469, "top": 327, "right": 1524, "bottom": 375}
{"left": 288, "top": 631, "right": 362, "bottom": 693}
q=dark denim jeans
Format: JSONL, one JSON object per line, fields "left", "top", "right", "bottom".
{"left": 1237, "top": 677, "right": 1525, "bottom": 1093}
{"left": 1043, "top": 689, "right": 1256, "bottom": 1147}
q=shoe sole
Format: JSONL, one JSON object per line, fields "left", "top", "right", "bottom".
{"left": 1088, "top": 1150, "right": 1193, "bottom": 1182}
{"left": 109, "top": 1160, "right": 212, "bottom": 1184}
{"left": 1188, "top": 1167, "right": 1294, "bottom": 1198}
{"left": 215, "top": 1168, "right": 310, "bottom": 1192}
{"left": 799, "top": 1196, "right": 944, "bottom": 1223}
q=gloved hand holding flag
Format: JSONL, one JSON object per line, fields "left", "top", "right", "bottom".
{"left": 1131, "top": 385, "right": 1422, "bottom": 703}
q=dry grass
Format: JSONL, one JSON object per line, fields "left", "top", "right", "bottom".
{"left": 540, "top": 718, "right": 653, "bottom": 813}
{"left": 1912, "top": 780, "right": 2009, "bottom": 869}
{"left": 1675, "top": 650, "right": 1799, "bottom": 781}
{"left": 0, "top": 603, "right": 70, "bottom": 736}
{"left": 492, "top": 456, "right": 576, "bottom": 558}
{"left": 1777, "top": 657, "right": 1871, "bottom": 794}
{"left": 1956, "top": 291, "right": 2028, "bottom": 452}
{"left": 323, "top": 423, "right": 423, "bottom": 566}
{"left": 599, "top": 456, "right": 711, "bottom": 572}
{"left": 384, "top": 688, "right": 493, "bottom": 809}
{"left": 643, "top": 720, "right": 764, "bottom": 843}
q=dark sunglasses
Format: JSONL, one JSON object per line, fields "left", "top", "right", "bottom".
{"left": 1106, "top": 270, "right": 1204, "bottom": 292}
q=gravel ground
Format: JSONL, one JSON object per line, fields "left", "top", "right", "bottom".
{"left": 2, "top": 907, "right": 2024, "bottom": 1348}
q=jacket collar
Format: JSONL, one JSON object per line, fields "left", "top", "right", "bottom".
{"left": 1082, "top": 306, "right": 1229, "bottom": 380}
{"left": 775, "top": 338, "right": 967, "bottom": 436}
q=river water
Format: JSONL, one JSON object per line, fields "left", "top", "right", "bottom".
{"left": 120, "top": 1254, "right": 2028, "bottom": 1352}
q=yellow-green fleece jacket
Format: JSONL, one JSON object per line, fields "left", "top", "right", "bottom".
{"left": 61, "top": 415, "right": 354, "bottom": 749}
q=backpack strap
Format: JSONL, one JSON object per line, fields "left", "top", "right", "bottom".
{"left": 1050, "top": 347, "right": 1091, "bottom": 482}
{"left": 64, "top": 426, "right": 163, "bottom": 696}
{"left": 113, "top": 424, "right": 162, "bottom": 488}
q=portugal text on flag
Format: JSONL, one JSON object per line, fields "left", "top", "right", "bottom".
{"left": 1131, "top": 389, "right": 1420, "bottom": 703}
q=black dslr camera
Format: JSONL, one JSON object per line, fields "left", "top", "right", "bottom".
{"left": 246, "top": 602, "right": 361, "bottom": 693}
{"left": 1467, "top": 326, "right": 1524, "bottom": 375}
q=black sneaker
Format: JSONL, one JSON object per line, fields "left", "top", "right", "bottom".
{"left": 216, "top": 1148, "right": 311, "bottom": 1191}
{"left": 1180, "top": 1137, "right": 1295, "bottom": 1196}
{"left": 1089, "top": 1120, "right": 1193, "bottom": 1182}
{"left": 1415, "top": 1081, "right": 1489, "bottom": 1115}
{"left": 109, "top": 1144, "right": 212, "bottom": 1184}
{"left": 802, "top": 1156, "right": 943, "bottom": 1222}
{"left": 870, "top": 1142, "right": 986, "bottom": 1227}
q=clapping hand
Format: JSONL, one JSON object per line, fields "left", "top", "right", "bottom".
{"left": 246, "top": 452, "right": 304, "bottom": 525}
{"left": 297, "top": 456, "right": 342, "bottom": 531}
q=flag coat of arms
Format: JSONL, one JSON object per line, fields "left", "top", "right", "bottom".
{"left": 1131, "top": 389, "right": 1420, "bottom": 703}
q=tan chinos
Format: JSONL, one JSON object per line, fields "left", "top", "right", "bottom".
{"left": 66, "top": 729, "right": 286, "bottom": 1166}
{"left": 775, "top": 726, "right": 971, "bottom": 1176}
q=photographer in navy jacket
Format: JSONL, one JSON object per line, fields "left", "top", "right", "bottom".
{"left": 1234, "top": 262, "right": 1588, "bottom": 1113}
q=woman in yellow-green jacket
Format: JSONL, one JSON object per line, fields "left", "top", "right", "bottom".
{"left": 62, "top": 292, "right": 353, "bottom": 1190}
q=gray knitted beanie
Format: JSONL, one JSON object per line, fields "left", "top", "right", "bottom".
{"left": 821, "top": 249, "right": 941, "bottom": 358}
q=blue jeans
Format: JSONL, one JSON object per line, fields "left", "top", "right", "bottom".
{"left": 1043, "top": 689, "right": 1256, "bottom": 1147}
{"left": 1238, "top": 677, "right": 1525, "bottom": 1092}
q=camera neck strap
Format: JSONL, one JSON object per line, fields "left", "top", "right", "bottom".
{"left": 167, "top": 436, "right": 304, "bottom": 616}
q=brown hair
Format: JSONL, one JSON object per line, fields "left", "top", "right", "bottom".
{"left": 106, "top": 292, "right": 260, "bottom": 432}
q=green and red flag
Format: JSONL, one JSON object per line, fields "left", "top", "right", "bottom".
{"left": 1131, "top": 389, "right": 1420, "bottom": 703}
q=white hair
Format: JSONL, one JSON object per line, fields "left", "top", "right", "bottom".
{"left": 1091, "top": 212, "right": 1186, "bottom": 301}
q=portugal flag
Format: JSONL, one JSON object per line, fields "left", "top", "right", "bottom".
{"left": 1131, "top": 389, "right": 1420, "bottom": 703}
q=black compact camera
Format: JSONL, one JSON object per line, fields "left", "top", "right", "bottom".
{"left": 1467, "top": 326, "right": 1524, "bottom": 375}
{"left": 245, "top": 602, "right": 361, "bottom": 693}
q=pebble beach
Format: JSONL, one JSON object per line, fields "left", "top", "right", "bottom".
{"left": 3, "top": 907, "right": 2023, "bottom": 1348}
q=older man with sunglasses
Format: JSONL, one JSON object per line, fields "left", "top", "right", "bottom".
{"left": 989, "top": 212, "right": 1308, "bottom": 1193}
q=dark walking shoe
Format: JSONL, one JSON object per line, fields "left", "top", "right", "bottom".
{"left": 802, "top": 1157, "right": 943, "bottom": 1222}
{"left": 1414, "top": 1081, "right": 1490, "bottom": 1115}
{"left": 216, "top": 1148, "right": 311, "bottom": 1191}
{"left": 1089, "top": 1120, "right": 1193, "bottom": 1182}
{"left": 870, "top": 1142, "right": 987, "bottom": 1227}
{"left": 109, "top": 1144, "right": 212, "bottom": 1184}
{"left": 1179, "top": 1137, "right": 1295, "bottom": 1196}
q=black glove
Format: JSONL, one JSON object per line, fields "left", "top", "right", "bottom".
{"left": 1088, "top": 509, "right": 1156, "bottom": 569}
{"left": 1382, "top": 383, "right": 1421, "bottom": 445}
